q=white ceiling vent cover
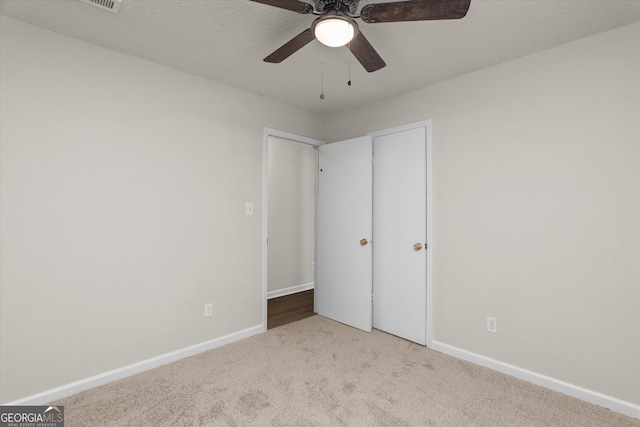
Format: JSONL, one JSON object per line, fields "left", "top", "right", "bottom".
{"left": 80, "top": 0, "right": 122, "bottom": 14}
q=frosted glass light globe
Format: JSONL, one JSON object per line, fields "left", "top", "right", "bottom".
{"left": 314, "top": 18, "right": 355, "bottom": 47}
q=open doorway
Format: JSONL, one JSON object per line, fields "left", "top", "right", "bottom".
{"left": 262, "top": 130, "right": 322, "bottom": 329}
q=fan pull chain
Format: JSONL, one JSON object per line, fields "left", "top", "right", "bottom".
{"left": 347, "top": 43, "right": 352, "bottom": 86}
{"left": 320, "top": 45, "right": 325, "bottom": 100}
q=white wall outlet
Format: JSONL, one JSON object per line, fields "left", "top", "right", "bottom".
{"left": 245, "top": 202, "right": 254, "bottom": 216}
{"left": 204, "top": 303, "right": 213, "bottom": 318}
{"left": 311, "top": 261, "right": 315, "bottom": 270}
{"left": 487, "top": 316, "right": 497, "bottom": 333}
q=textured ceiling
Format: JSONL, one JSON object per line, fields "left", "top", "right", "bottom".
{"left": 1, "top": 0, "right": 639, "bottom": 115}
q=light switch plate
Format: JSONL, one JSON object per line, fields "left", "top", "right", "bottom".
{"left": 245, "top": 202, "right": 254, "bottom": 216}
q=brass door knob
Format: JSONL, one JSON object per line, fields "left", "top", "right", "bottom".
{"left": 360, "top": 238, "right": 368, "bottom": 246}
{"left": 413, "top": 243, "right": 423, "bottom": 251}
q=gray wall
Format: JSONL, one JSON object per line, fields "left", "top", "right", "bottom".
{"left": 324, "top": 23, "right": 640, "bottom": 405}
{"left": 1, "top": 14, "right": 638, "bottom": 409}
{"left": 267, "top": 137, "right": 316, "bottom": 293}
{"left": 0, "top": 16, "right": 323, "bottom": 403}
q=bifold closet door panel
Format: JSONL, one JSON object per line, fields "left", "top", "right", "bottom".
{"left": 373, "top": 126, "right": 427, "bottom": 345}
{"left": 316, "top": 136, "right": 373, "bottom": 333}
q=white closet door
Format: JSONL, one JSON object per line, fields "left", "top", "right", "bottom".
{"left": 373, "top": 126, "right": 427, "bottom": 345}
{"left": 316, "top": 136, "right": 373, "bottom": 332}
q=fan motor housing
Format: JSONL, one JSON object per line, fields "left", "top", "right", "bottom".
{"left": 315, "top": 0, "right": 360, "bottom": 15}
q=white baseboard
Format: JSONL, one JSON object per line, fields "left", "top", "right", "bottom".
{"left": 267, "top": 282, "right": 314, "bottom": 299}
{"left": 5, "top": 324, "right": 263, "bottom": 406}
{"left": 430, "top": 340, "right": 640, "bottom": 420}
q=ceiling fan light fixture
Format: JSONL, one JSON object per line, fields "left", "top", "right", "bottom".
{"left": 313, "top": 15, "right": 356, "bottom": 48}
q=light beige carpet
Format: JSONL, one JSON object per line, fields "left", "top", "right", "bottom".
{"left": 55, "top": 315, "right": 639, "bottom": 426}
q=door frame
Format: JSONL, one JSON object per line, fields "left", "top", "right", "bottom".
{"left": 369, "top": 120, "right": 433, "bottom": 348}
{"left": 261, "top": 128, "right": 323, "bottom": 331}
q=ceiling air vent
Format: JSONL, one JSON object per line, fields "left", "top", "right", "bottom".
{"left": 80, "top": 0, "right": 122, "bottom": 14}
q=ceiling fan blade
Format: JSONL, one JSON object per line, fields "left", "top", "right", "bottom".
{"left": 264, "top": 28, "right": 316, "bottom": 63}
{"left": 360, "top": 0, "right": 471, "bottom": 23}
{"left": 348, "top": 32, "right": 386, "bottom": 72}
{"left": 249, "top": 0, "right": 313, "bottom": 14}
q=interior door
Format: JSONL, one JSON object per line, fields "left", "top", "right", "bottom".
{"left": 315, "top": 136, "right": 373, "bottom": 332}
{"left": 372, "top": 126, "right": 427, "bottom": 345}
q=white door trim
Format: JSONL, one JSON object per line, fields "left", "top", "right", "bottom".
{"left": 368, "top": 120, "right": 433, "bottom": 348}
{"left": 261, "top": 128, "right": 323, "bottom": 331}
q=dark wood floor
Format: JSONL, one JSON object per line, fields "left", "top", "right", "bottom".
{"left": 267, "top": 289, "right": 315, "bottom": 330}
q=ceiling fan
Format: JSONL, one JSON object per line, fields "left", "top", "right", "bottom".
{"left": 250, "top": 0, "right": 471, "bottom": 72}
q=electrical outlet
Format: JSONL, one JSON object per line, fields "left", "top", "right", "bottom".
{"left": 487, "top": 316, "right": 497, "bottom": 333}
{"left": 204, "top": 303, "right": 213, "bottom": 318}
{"left": 311, "top": 261, "right": 315, "bottom": 270}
